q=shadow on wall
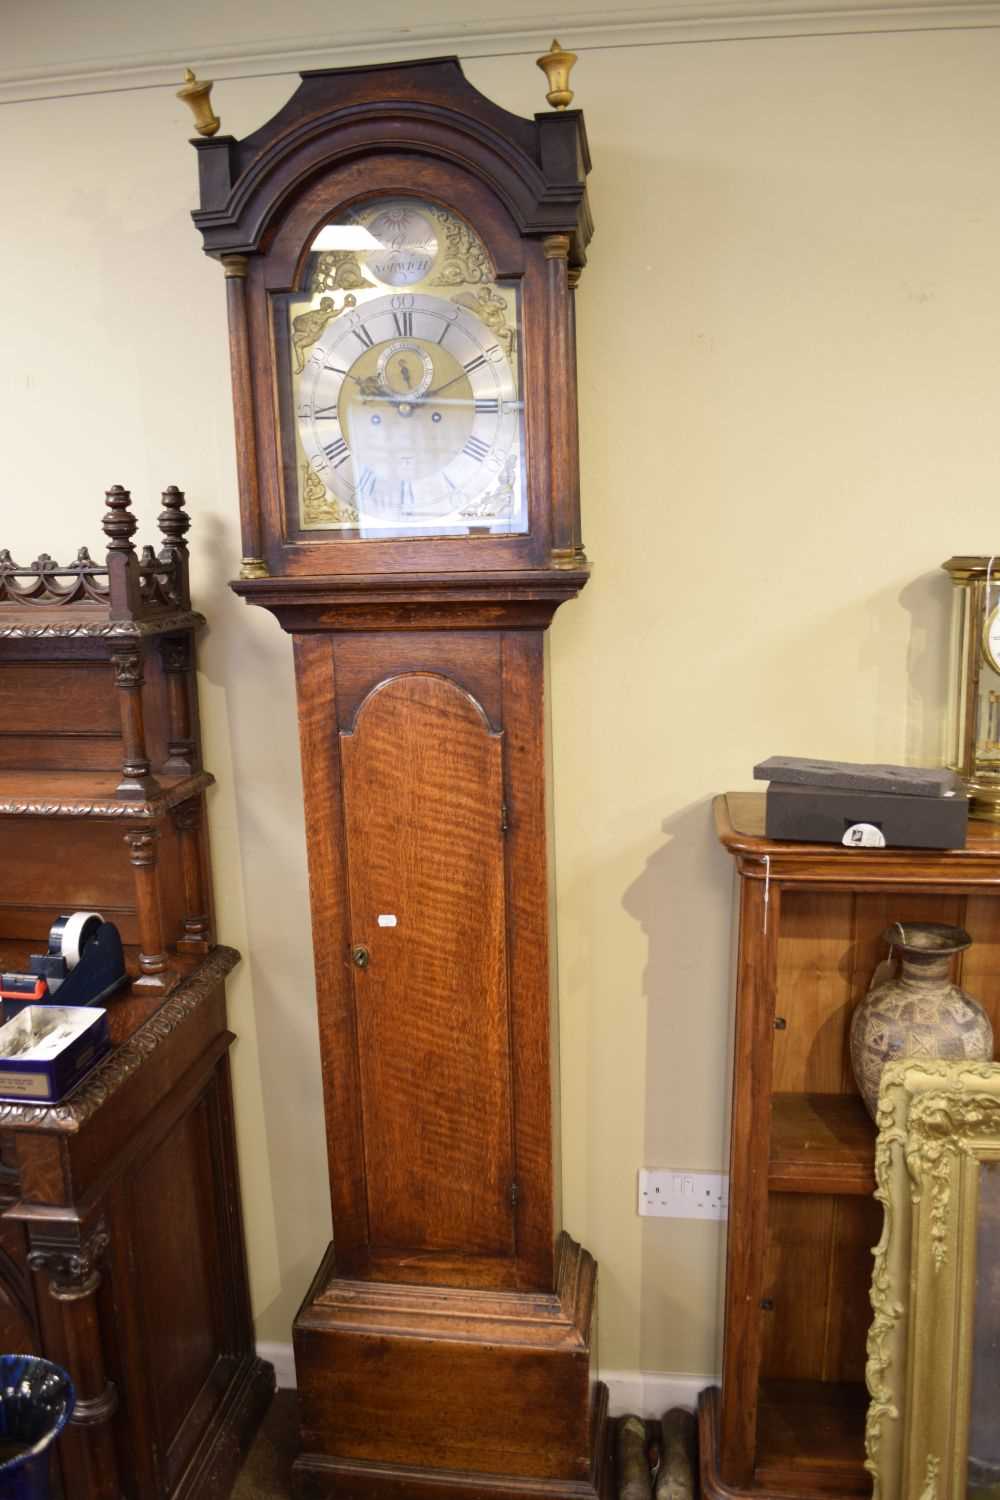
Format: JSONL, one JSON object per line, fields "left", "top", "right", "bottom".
{"left": 897, "top": 569, "right": 951, "bottom": 768}
{"left": 623, "top": 797, "right": 735, "bottom": 1377}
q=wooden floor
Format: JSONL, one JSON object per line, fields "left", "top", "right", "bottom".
{"left": 231, "top": 1390, "right": 300, "bottom": 1499}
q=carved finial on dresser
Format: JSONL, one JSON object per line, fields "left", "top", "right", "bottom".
{"left": 102, "top": 485, "right": 137, "bottom": 549}
{"left": 158, "top": 486, "right": 191, "bottom": 608}
{"left": 102, "top": 485, "right": 142, "bottom": 620}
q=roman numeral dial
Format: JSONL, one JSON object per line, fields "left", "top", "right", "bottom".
{"left": 295, "top": 289, "right": 524, "bottom": 535}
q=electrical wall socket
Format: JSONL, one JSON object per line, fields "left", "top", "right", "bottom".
{"left": 638, "top": 1168, "right": 729, "bottom": 1221}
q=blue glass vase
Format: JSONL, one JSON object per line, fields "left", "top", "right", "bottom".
{"left": 0, "top": 1357, "right": 74, "bottom": 1500}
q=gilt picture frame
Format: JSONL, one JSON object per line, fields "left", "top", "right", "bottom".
{"left": 866, "top": 1058, "right": 1000, "bottom": 1500}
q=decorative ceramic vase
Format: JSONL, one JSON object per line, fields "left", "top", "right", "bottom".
{"left": 850, "top": 923, "right": 993, "bottom": 1118}
{"left": 0, "top": 1356, "right": 73, "bottom": 1500}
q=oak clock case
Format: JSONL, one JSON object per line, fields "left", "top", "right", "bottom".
{"left": 186, "top": 55, "right": 603, "bottom": 1500}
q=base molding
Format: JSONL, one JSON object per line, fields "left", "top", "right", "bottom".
{"left": 291, "top": 1232, "right": 603, "bottom": 1491}
{"left": 698, "top": 1386, "right": 868, "bottom": 1500}
{"left": 292, "top": 1382, "right": 611, "bottom": 1500}
{"left": 176, "top": 1353, "right": 276, "bottom": 1500}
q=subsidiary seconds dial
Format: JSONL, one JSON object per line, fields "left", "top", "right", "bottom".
{"left": 297, "top": 292, "right": 522, "bottom": 529}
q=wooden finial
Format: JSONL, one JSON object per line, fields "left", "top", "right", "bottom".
{"left": 158, "top": 486, "right": 192, "bottom": 608}
{"left": 158, "top": 486, "right": 190, "bottom": 551}
{"left": 536, "top": 40, "right": 577, "bottom": 110}
{"left": 177, "top": 68, "right": 221, "bottom": 137}
{"left": 102, "top": 485, "right": 143, "bottom": 619}
{"left": 102, "top": 485, "right": 138, "bottom": 553}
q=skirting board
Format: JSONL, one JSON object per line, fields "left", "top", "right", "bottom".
{"left": 256, "top": 1343, "right": 714, "bottom": 1417}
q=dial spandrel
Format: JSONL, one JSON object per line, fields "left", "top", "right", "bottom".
{"left": 278, "top": 198, "right": 525, "bottom": 538}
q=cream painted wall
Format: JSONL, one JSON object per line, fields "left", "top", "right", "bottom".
{"left": 2, "top": 7, "right": 999, "bottom": 1380}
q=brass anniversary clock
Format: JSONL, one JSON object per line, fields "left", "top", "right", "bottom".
{"left": 184, "top": 52, "right": 604, "bottom": 1500}
{"left": 944, "top": 555, "right": 1000, "bottom": 819}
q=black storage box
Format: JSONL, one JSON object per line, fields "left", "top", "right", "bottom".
{"left": 765, "top": 780, "right": 969, "bottom": 850}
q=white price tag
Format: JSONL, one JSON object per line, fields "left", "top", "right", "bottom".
{"left": 842, "top": 823, "right": 886, "bottom": 848}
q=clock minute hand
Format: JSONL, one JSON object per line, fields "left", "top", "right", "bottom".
{"left": 420, "top": 369, "right": 471, "bottom": 403}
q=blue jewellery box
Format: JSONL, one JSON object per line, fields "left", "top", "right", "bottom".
{"left": 0, "top": 1006, "right": 110, "bottom": 1103}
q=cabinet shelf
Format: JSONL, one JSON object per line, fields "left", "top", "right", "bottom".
{"left": 769, "top": 1094, "right": 875, "bottom": 1196}
{"left": 0, "top": 768, "right": 213, "bottom": 820}
{"left": 756, "top": 1380, "right": 869, "bottom": 1495}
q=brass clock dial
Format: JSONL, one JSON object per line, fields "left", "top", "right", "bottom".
{"left": 280, "top": 197, "right": 525, "bottom": 538}
{"left": 297, "top": 292, "right": 521, "bottom": 529}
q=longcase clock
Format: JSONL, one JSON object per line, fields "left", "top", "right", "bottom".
{"left": 185, "top": 53, "right": 603, "bottom": 1500}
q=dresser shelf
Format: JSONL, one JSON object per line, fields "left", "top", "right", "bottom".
{"left": 0, "top": 768, "right": 214, "bottom": 819}
{"left": 769, "top": 1094, "right": 875, "bottom": 1196}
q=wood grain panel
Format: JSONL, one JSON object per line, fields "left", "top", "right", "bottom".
{"left": 768, "top": 1094, "right": 875, "bottom": 1195}
{"left": 334, "top": 633, "right": 502, "bottom": 732}
{"left": 0, "top": 905, "right": 139, "bottom": 945}
{"left": 822, "top": 1195, "right": 883, "bottom": 1384}
{"left": 0, "top": 662, "right": 120, "bottom": 735}
{"left": 0, "top": 1221, "right": 35, "bottom": 1356}
{"left": 772, "top": 893, "right": 854, "bottom": 1095}
{"left": 0, "top": 736, "right": 121, "bottom": 772}
{"left": 959, "top": 894, "right": 1000, "bottom": 1043}
{"left": 294, "top": 636, "right": 369, "bottom": 1273}
{"left": 296, "top": 1330, "right": 591, "bottom": 1480}
{"left": 760, "top": 1193, "right": 836, "bottom": 1383}
{"left": 341, "top": 672, "right": 515, "bottom": 1263}
{"left": 761, "top": 1193, "right": 881, "bottom": 1384}
{"left": 129, "top": 1092, "right": 224, "bottom": 1478}
{"left": 501, "top": 631, "right": 557, "bottom": 1288}
{"left": 719, "top": 877, "right": 779, "bottom": 1487}
{"left": 755, "top": 1379, "right": 869, "bottom": 1495}
{"left": 0, "top": 821, "right": 135, "bottom": 907}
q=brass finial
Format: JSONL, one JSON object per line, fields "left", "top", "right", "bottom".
{"left": 536, "top": 40, "right": 577, "bottom": 110}
{"left": 177, "top": 68, "right": 221, "bottom": 137}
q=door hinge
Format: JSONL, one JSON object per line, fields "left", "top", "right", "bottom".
{"left": 510, "top": 1181, "right": 519, "bottom": 1209}
{"left": 501, "top": 801, "right": 509, "bottom": 833}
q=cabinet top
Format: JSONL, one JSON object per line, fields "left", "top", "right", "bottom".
{"left": 0, "top": 946, "right": 239, "bottom": 1135}
{"left": 0, "top": 485, "right": 200, "bottom": 636}
{"left": 716, "top": 792, "right": 1000, "bottom": 887}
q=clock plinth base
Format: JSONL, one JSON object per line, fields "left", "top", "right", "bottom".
{"left": 291, "top": 1233, "right": 605, "bottom": 1500}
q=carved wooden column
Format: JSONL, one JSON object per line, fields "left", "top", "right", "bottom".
{"left": 26, "top": 1218, "right": 121, "bottom": 1500}
{"left": 544, "top": 233, "right": 586, "bottom": 570}
{"left": 124, "top": 827, "right": 170, "bottom": 992}
{"left": 222, "top": 255, "right": 269, "bottom": 580}
{"left": 103, "top": 485, "right": 160, "bottom": 802}
{"left": 160, "top": 632, "right": 198, "bottom": 774}
{"left": 110, "top": 645, "right": 160, "bottom": 800}
{"left": 172, "top": 797, "right": 213, "bottom": 953}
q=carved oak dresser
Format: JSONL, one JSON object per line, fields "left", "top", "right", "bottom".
{"left": 0, "top": 487, "right": 273, "bottom": 1499}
